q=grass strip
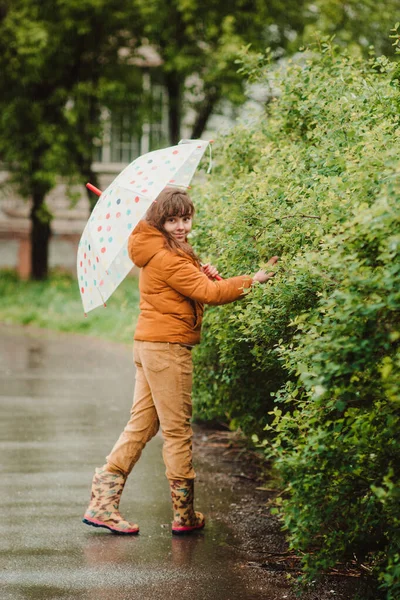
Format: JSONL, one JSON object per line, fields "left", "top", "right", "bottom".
{"left": 0, "top": 269, "right": 140, "bottom": 345}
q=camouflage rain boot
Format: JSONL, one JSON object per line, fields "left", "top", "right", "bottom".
{"left": 82, "top": 466, "right": 139, "bottom": 534}
{"left": 170, "top": 479, "right": 205, "bottom": 535}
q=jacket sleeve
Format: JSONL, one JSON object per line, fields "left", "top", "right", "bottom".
{"left": 162, "top": 252, "right": 253, "bottom": 305}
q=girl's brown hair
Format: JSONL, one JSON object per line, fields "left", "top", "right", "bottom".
{"left": 145, "top": 187, "right": 199, "bottom": 263}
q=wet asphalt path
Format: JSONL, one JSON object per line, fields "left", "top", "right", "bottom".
{"left": 0, "top": 324, "right": 281, "bottom": 600}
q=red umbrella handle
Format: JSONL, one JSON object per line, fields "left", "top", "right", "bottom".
{"left": 200, "top": 262, "right": 223, "bottom": 280}
{"left": 86, "top": 182, "right": 102, "bottom": 196}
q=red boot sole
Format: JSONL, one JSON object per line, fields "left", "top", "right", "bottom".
{"left": 171, "top": 521, "right": 205, "bottom": 535}
{"left": 82, "top": 518, "right": 139, "bottom": 535}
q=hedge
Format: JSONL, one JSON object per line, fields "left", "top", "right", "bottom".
{"left": 192, "top": 42, "right": 400, "bottom": 597}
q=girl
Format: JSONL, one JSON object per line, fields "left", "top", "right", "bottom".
{"left": 83, "top": 188, "right": 278, "bottom": 535}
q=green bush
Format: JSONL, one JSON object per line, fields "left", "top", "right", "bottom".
{"left": 192, "top": 42, "right": 400, "bottom": 595}
{"left": 269, "top": 193, "right": 400, "bottom": 597}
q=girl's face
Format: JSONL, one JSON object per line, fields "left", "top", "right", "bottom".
{"left": 163, "top": 214, "right": 192, "bottom": 242}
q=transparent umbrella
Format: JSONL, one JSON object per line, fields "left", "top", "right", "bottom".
{"left": 77, "top": 139, "right": 211, "bottom": 315}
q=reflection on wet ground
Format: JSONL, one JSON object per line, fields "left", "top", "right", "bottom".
{"left": 0, "top": 325, "right": 279, "bottom": 599}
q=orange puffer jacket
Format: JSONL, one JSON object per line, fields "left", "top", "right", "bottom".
{"left": 128, "top": 220, "right": 252, "bottom": 346}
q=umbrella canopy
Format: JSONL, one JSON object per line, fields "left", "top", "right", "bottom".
{"left": 77, "top": 139, "right": 210, "bottom": 314}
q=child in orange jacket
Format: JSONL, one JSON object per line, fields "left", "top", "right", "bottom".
{"left": 83, "top": 188, "right": 278, "bottom": 535}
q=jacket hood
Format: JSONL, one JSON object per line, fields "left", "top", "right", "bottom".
{"left": 128, "top": 220, "right": 166, "bottom": 268}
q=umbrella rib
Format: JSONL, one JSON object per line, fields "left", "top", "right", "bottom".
{"left": 96, "top": 283, "right": 106, "bottom": 307}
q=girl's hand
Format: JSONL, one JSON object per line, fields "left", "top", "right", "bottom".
{"left": 252, "top": 256, "right": 279, "bottom": 284}
{"left": 202, "top": 263, "right": 220, "bottom": 280}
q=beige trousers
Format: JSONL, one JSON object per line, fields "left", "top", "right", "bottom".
{"left": 106, "top": 341, "right": 196, "bottom": 481}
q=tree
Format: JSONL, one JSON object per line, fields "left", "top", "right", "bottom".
{"left": 0, "top": 0, "right": 142, "bottom": 279}
{"left": 0, "top": 0, "right": 311, "bottom": 279}
{"left": 302, "top": 0, "right": 400, "bottom": 56}
{"left": 134, "top": 0, "right": 308, "bottom": 143}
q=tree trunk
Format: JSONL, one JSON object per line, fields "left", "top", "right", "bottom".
{"left": 166, "top": 72, "right": 182, "bottom": 144}
{"left": 30, "top": 191, "right": 51, "bottom": 280}
{"left": 191, "top": 88, "right": 220, "bottom": 140}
